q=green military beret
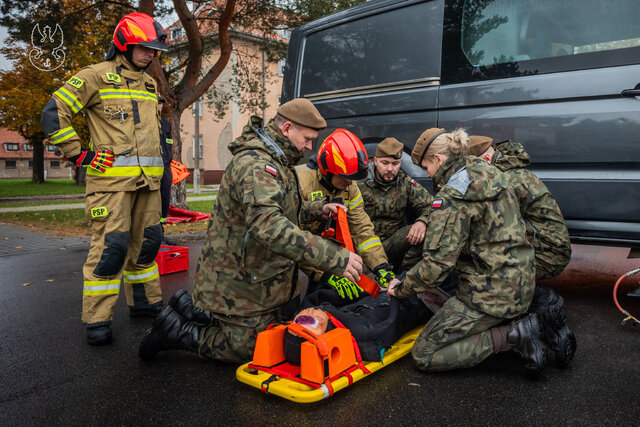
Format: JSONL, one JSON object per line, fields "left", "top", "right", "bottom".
{"left": 277, "top": 98, "right": 327, "bottom": 130}
{"left": 375, "top": 137, "right": 404, "bottom": 159}
{"left": 468, "top": 135, "right": 494, "bottom": 156}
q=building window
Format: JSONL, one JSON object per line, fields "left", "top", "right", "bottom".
{"left": 4, "top": 142, "right": 19, "bottom": 151}
{"left": 171, "top": 27, "right": 184, "bottom": 40}
{"left": 28, "top": 160, "right": 33, "bottom": 169}
{"left": 50, "top": 160, "right": 60, "bottom": 169}
{"left": 23, "top": 143, "right": 33, "bottom": 152}
{"left": 277, "top": 58, "right": 286, "bottom": 77}
{"left": 192, "top": 135, "right": 203, "bottom": 159}
{"left": 5, "top": 160, "right": 16, "bottom": 169}
{"left": 46, "top": 144, "right": 57, "bottom": 152}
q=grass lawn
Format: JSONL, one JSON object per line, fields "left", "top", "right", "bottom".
{"left": 0, "top": 198, "right": 215, "bottom": 236}
{"left": 0, "top": 179, "right": 85, "bottom": 198}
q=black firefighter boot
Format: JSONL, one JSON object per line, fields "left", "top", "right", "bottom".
{"left": 139, "top": 305, "right": 202, "bottom": 360}
{"left": 491, "top": 313, "right": 547, "bottom": 380}
{"left": 168, "top": 289, "right": 212, "bottom": 324}
{"left": 529, "top": 285, "right": 577, "bottom": 368}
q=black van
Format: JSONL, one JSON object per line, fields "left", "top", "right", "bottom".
{"left": 281, "top": 0, "right": 640, "bottom": 248}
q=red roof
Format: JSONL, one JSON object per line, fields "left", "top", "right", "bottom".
{"left": 0, "top": 128, "right": 61, "bottom": 159}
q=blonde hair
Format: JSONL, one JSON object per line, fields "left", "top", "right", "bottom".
{"left": 425, "top": 128, "right": 470, "bottom": 159}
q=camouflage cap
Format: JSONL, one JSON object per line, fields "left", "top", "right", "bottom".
{"left": 411, "top": 128, "right": 446, "bottom": 166}
{"left": 468, "top": 135, "right": 494, "bottom": 156}
{"left": 375, "top": 137, "right": 404, "bottom": 159}
{"left": 277, "top": 98, "right": 327, "bottom": 130}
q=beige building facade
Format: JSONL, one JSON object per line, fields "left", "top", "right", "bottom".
{"left": 0, "top": 128, "right": 72, "bottom": 179}
{"left": 168, "top": 18, "right": 287, "bottom": 184}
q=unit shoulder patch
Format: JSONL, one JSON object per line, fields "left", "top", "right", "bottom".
{"left": 310, "top": 190, "right": 324, "bottom": 201}
{"left": 67, "top": 76, "right": 84, "bottom": 89}
{"left": 265, "top": 164, "right": 277, "bottom": 176}
{"left": 105, "top": 72, "right": 122, "bottom": 83}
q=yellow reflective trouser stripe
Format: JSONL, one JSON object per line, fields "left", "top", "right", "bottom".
{"left": 86, "top": 166, "right": 164, "bottom": 177}
{"left": 123, "top": 265, "right": 159, "bottom": 283}
{"left": 50, "top": 126, "right": 77, "bottom": 144}
{"left": 356, "top": 237, "right": 382, "bottom": 254}
{"left": 54, "top": 87, "right": 84, "bottom": 113}
{"left": 347, "top": 193, "right": 363, "bottom": 209}
{"left": 83, "top": 280, "right": 121, "bottom": 295}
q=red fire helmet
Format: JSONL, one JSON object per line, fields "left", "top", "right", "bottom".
{"left": 318, "top": 129, "right": 369, "bottom": 181}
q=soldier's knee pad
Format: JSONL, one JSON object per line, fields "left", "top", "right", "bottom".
{"left": 93, "top": 231, "right": 130, "bottom": 276}
{"left": 137, "top": 224, "right": 163, "bottom": 264}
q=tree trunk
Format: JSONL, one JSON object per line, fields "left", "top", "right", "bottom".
{"left": 31, "top": 137, "right": 45, "bottom": 184}
{"left": 74, "top": 165, "right": 86, "bottom": 186}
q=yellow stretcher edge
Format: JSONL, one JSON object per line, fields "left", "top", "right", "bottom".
{"left": 235, "top": 325, "right": 423, "bottom": 404}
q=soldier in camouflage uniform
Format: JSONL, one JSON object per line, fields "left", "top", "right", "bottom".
{"left": 139, "top": 98, "right": 363, "bottom": 363}
{"left": 388, "top": 128, "right": 551, "bottom": 380}
{"left": 469, "top": 136, "right": 576, "bottom": 367}
{"left": 358, "top": 138, "right": 432, "bottom": 272}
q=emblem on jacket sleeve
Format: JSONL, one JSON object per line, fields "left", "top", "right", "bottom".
{"left": 265, "top": 165, "right": 277, "bottom": 176}
{"left": 432, "top": 199, "right": 443, "bottom": 208}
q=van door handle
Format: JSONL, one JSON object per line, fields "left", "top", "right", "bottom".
{"left": 621, "top": 83, "right": 640, "bottom": 97}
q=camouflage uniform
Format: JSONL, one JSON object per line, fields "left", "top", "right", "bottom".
{"left": 296, "top": 163, "right": 389, "bottom": 280}
{"left": 492, "top": 141, "right": 572, "bottom": 280}
{"left": 393, "top": 156, "right": 535, "bottom": 372}
{"left": 359, "top": 163, "right": 432, "bottom": 272}
{"left": 192, "top": 117, "right": 352, "bottom": 363}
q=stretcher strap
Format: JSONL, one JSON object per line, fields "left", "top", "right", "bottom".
{"left": 335, "top": 209, "right": 381, "bottom": 298}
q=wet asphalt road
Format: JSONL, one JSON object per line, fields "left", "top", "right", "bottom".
{"left": 0, "top": 225, "right": 639, "bottom": 426}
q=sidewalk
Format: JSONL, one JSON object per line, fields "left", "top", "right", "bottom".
{"left": 0, "top": 185, "right": 220, "bottom": 205}
{"left": 0, "top": 194, "right": 217, "bottom": 213}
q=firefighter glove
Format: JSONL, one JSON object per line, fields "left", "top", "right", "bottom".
{"left": 75, "top": 150, "right": 115, "bottom": 173}
{"left": 374, "top": 263, "right": 395, "bottom": 288}
{"left": 327, "top": 275, "right": 363, "bottom": 300}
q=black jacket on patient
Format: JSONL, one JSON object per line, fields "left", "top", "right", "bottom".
{"left": 285, "top": 289, "right": 433, "bottom": 362}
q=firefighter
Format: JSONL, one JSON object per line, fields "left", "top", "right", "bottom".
{"left": 468, "top": 135, "right": 576, "bottom": 367}
{"left": 297, "top": 129, "right": 395, "bottom": 300}
{"left": 40, "top": 12, "right": 168, "bottom": 346}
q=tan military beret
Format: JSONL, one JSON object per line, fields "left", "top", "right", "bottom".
{"left": 468, "top": 135, "right": 494, "bottom": 156}
{"left": 277, "top": 98, "right": 327, "bottom": 130}
{"left": 411, "top": 128, "right": 446, "bottom": 166}
{"left": 375, "top": 137, "right": 404, "bottom": 159}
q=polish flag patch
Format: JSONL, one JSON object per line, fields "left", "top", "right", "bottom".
{"left": 265, "top": 165, "right": 277, "bottom": 176}
{"left": 432, "top": 199, "right": 443, "bottom": 208}
{"left": 410, "top": 179, "right": 417, "bottom": 185}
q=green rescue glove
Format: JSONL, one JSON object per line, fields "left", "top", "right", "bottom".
{"left": 374, "top": 263, "right": 396, "bottom": 288}
{"left": 327, "top": 275, "right": 363, "bottom": 300}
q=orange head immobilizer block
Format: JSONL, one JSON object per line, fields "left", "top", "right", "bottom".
{"left": 299, "top": 327, "right": 356, "bottom": 384}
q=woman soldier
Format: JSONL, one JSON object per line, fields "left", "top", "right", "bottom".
{"left": 388, "top": 128, "right": 558, "bottom": 379}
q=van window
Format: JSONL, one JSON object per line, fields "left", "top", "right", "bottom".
{"left": 300, "top": 1, "right": 440, "bottom": 96}
{"left": 442, "top": 0, "right": 640, "bottom": 84}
